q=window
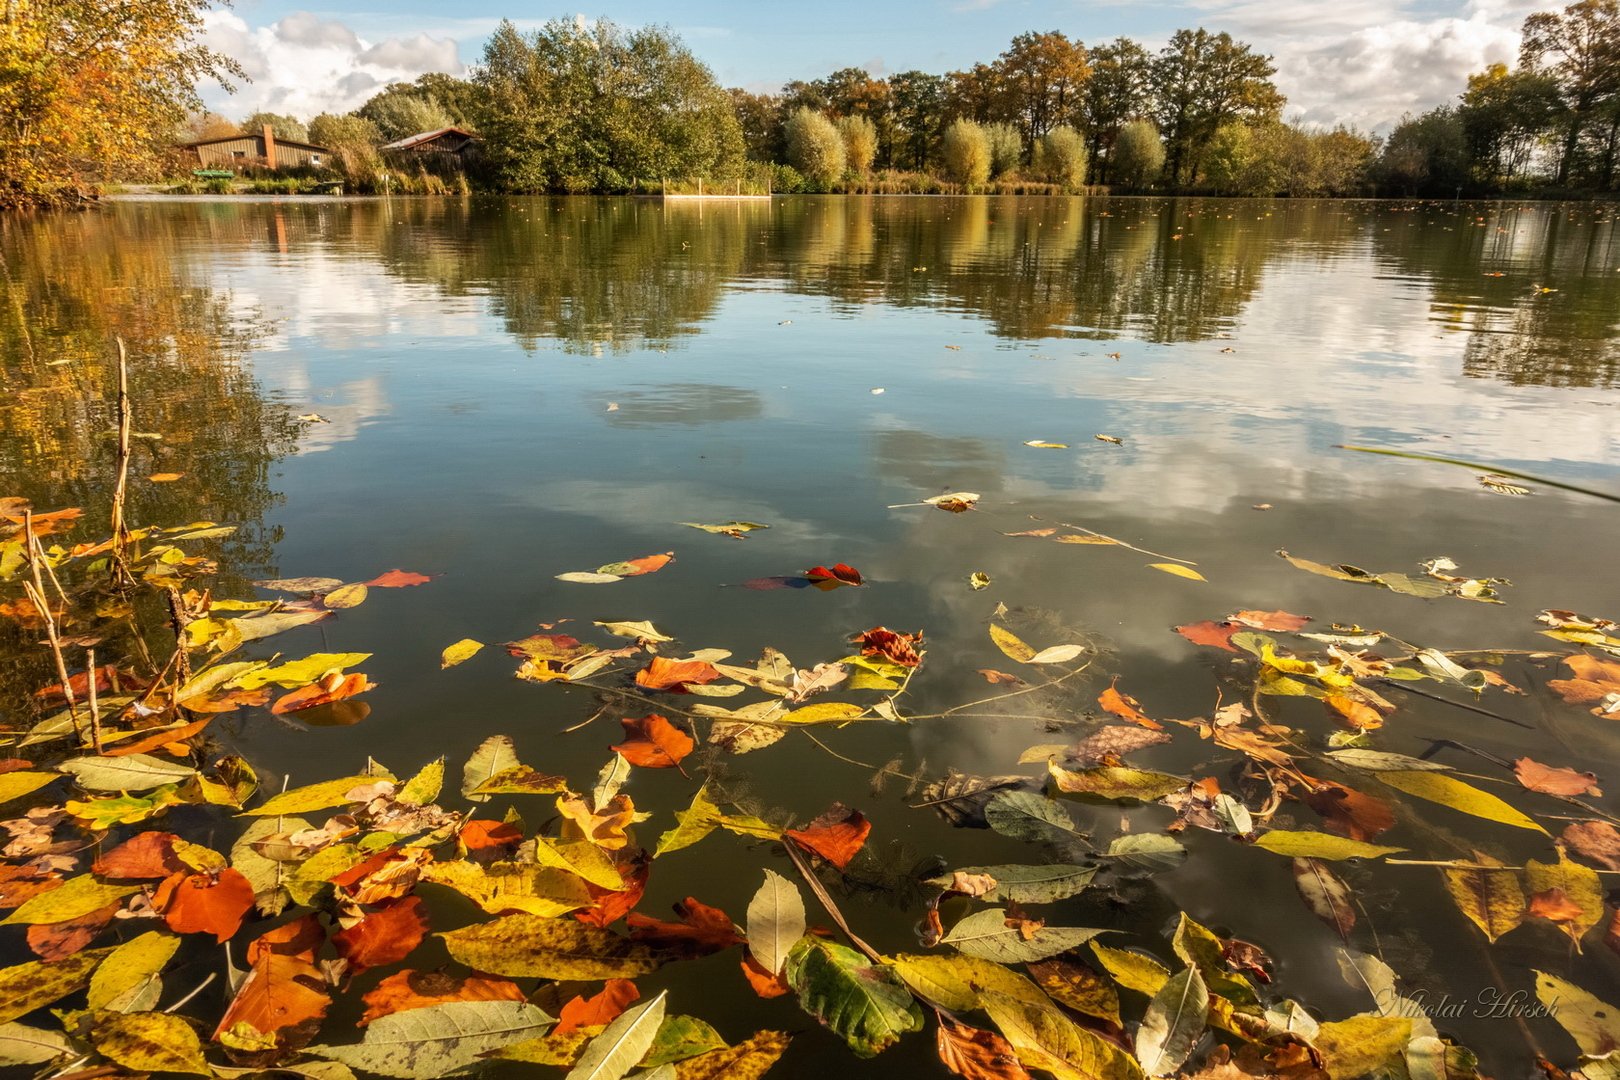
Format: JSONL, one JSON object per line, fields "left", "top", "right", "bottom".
{"left": 231, "top": 150, "right": 246, "bottom": 159}
{"left": 309, "top": 155, "right": 321, "bottom": 165}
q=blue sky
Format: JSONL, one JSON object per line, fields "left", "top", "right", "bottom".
{"left": 202, "top": 0, "right": 1549, "bottom": 131}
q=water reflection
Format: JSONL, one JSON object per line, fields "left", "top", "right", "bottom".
{"left": 598, "top": 384, "right": 764, "bottom": 427}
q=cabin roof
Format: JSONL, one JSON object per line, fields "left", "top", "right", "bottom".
{"left": 184, "top": 133, "right": 332, "bottom": 153}
{"left": 379, "top": 127, "right": 476, "bottom": 151}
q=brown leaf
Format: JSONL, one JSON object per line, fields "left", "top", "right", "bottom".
{"left": 155, "top": 868, "right": 255, "bottom": 942}
{"left": 1174, "top": 621, "right": 1239, "bottom": 652}
{"left": 1563, "top": 821, "right": 1620, "bottom": 871}
{"left": 1303, "top": 781, "right": 1396, "bottom": 841}
{"left": 1098, "top": 678, "right": 1162, "bottom": 730}
{"left": 216, "top": 917, "right": 331, "bottom": 1049}
{"left": 1228, "top": 609, "right": 1311, "bottom": 632}
{"left": 359, "top": 969, "right": 524, "bottom": 1025}
{"left": 94, "top": 832, "right": 184, "bottom": 880}
{"left": 557, "top": 795, "right": 637, "bottom": 851}
{"left": 936, "top": 1019, "right": 1031, "bottom": 1080}
{"left": 104, "top": 716, "right": 216, "bottom": 756}
{"left": 27, "top": 902, "right": 119, "bottom": 959}
{"left": 1515, "top": 757, "right": 1603, "bottom": 797}
{"left": 784, "top": 804, "right": 871, "bottom": 870}
{"left": 364, "top": 569, "right": 432, "bottom": 587}
{"left": 1072, "top": 725, "right": 1172, "bottom": 766}
{"left": 850, "top": 627, "right": 923, "bottom": 668}
{"left": 554, "top": 978, "right": 639, "bottom": 1037}
{"left": 627, "top": 896, "right": 743, "bottom": 957}
{"left": 332, "top": 896, "right": 430, "bottom": 972}
{"left": 611, "top": 714, "right": 695, "bottom": 769}
{"left": 976, "top": 669, "right": 1024, "bottom": 686}
{"left": 634, "top": 657, "right": 722, "bottom": 693}
{"left": 1548, "top": 655, "right": 1620, "bottom": 718}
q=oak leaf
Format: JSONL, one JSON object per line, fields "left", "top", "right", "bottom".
{"left": 611, "top": 714, "right": 694, "bottom": 769}
{"left": 784, "top": 804, "right": 871, "bottom": 870}
{"left": 850, "top": 627, "right": 923, "bottom": 668}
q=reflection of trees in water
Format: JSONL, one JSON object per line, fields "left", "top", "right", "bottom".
{"left": 1369, "top": 203, "right": 1620, "bottom": 388}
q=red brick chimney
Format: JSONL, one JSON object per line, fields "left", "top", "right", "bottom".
{"left": 262, "top": 123, "right": 277, "bottom": 170}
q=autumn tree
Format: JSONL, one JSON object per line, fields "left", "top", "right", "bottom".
{"left": 1459, "top": 64, "right": 1560, "bottom": 184}
{"left": 887, "top": 71, "right": 948, "bottom": 171}
{"left": 1518, "top": 0, "right": 1620, "bottom": 184}
{"left": 1376, "top": 107, "right": 1470, "bottom": 194}
{"left": 308, "top": 114, "right": 383, "bottom": 151}
{"left": 837, "top": 115, "right": 878, "bottom": 173}
{"left": 986, "top": 122, "right": 1024, "bottom": 177}
{"left": 942, "top": 119, "right": 991, "bottom": 186}
{"left": 0, "top": 0, "right": 239, "bottom": 207}
{"left": 1082, "top": 38, "right": 1156, "bottom": 179}
{"left": 359, "top": 90, "right": 455, "bottom": 142}
{"left": 1111, "top": 119, "right": 1165, "bottom": 189}
{"left": 1036, "top": 125, "right": 1088, "bottom": 188}
{"left": 241, "top": 112, "right": 310, "bottom": 142}
{"left": 945, "top": 63, "right": 1005, "bottom": 123}
{"left": 731, "top": 89, "right": 784, "bottom": 161}
{"left": 785, "top": 109, "right": 846, "bottom": 188}
{"left": 994, "top": 31, "right": 1090, "bottom": 149}
{"left": 1152, "top": 28, "right": 1284, "bottom": 185}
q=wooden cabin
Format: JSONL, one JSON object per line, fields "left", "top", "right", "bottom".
{"left": 186, "top": 125, "right": 332, "bottom": 171}
{"left": 379, "top": 127, "right": 478, "bottom": 162}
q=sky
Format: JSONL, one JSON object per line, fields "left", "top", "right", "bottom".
{"left": 200, "top": 0, "right": 1552, "bottom": 132}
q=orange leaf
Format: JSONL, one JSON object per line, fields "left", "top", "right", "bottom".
{"left": 333, "top": 897, "right": 430, "bottom": 973}
{"left": 272, "top": 673, "right": 375, "bottom": 715}
{"left": 634, "top": 657, "right": 722, "bottom": 693}
{"left": 247, "top": 914, "right": 325, "bottom": 965}
{"left": 1228, "top": 609, "right": 1312, "bottom": 632}
{"left": 1323, "top": 694, "right": 1384, "bottom": 731}
{"left": 619, "top": 552, "right": 674, "bottom": 577}
{"left": 976, "top": 669, "right": 1024, "bottom": 685}
{"left": 1564, "top": 821, "right": 1620, "bottom": 871}
{"left": 0, "top": 866, "right": 63, "bottom": 911}
{"left": 332, "top": 848, "right": 432, "bottom": 906}
{"left": 459, "top": 819, "right": 524, "bottom": 861}
{"left": 1173, "top": 621, "right": 1239, "bottom": 652}
{"left": 937, "top": 1019, "right": 1032, "bottom": 1080}
{"left": 740, "top": 952, "right": 791, "bottom": 998}
{"left": 360, "top": 970, "right": 525, "bottom": 1026}
{"left": 575, "top": 853, "right": 649, "bottom": 929}
{"left": 1303, "top": 781, "right": 1395, "bottom": 841}
{"left": 364, "top": 569, "right": 432, "bottom": 588}
{"left": 215, "top": 951, "right": 330, "bottom": 1049}
{"left": 1097, "top": 679, "right": 1162, "bottom": 730}
{"left": 804, "top": 563, "right": 864, "bottom": 590}
{"left": 156, "top": 868, "right": 255, "bottom": 942}
{"left": 27, "top": 902, "right": 120, "bottom": 960}
{"left": 1529, "top": 887, "right": 1586, "bottom": 925}
{"left": 784, "top": 804, "right": 870, "bottom": 870}
{"left": 627, "top": 896, "right": 743, "bottom": 957}
{"left": 850, "top": 627, "right": 923, "bottom": 668}
{"left": 1548, "top": 655, "right": 1620, "bottom": 718}
{"left": 9, "top": 508, "right": 83, "bottom": 537}
{"left": 105, "top": 715, "right": 215, "bottom": 757}
{"left": 1515, "top": 757, "right": 1603, "bottom": 797}
{"left": 95, "top": 832, "right": 184, "bottom": 880}
{"left": 558, "top": 795, "right": 637, "bottom": 851}
{"left": 611, "top": 714, "right": 694, "bottom": 769}
{"left": 555, "top": 979, "right": 640, "bottom": 1037}
{"left": 34, "top": 663, "right": 136, "bottom": 706}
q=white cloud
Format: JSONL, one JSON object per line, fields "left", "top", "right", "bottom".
{"left": 201, "top": 10, "right": 463, "bottom": 121}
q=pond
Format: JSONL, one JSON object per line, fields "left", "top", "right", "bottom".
{"left": 2, "top": 195, "right": 1620, "bottom": 1078}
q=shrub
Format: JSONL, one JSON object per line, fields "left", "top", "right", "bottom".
{"left": 1038, "top": 126, "right": 1088, "bottom": 189}
{"left": 986, "top": 122, "right": 1023, "bottom": 178}
{"left": 1111, "top": 120, "right": 1165, "bottom": 190}
{"left": 203, "top": 177, "right": 235, "bottom": 194}
{"left": 942, "top": 119, "right": 991, "bottom": 187}
{"left": 784, "top": 108, "right": 845, "bottom": 190}
{"left": 836, "top": 115, "right": 877, "bottom": 174}
{"left": 769, "top": 164, "right": 807, "bottom": 193}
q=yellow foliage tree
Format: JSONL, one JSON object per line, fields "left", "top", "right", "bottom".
{"left": 0, "top": 0, "right": 238, "bottom": 208}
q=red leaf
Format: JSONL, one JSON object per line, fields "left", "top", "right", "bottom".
{"left": 937, "top": 1019, "right": 1032, "bottom": 1080}
{"left": 574, "top": 854, "right": 649, "bottom": 929}
{"left": 1515, "top": 757, "right": 1603, "bottom": 797}
{"left": 1172, "top": 621, "right": 1239, "bottom": 652}
{"left": 156, "top": 868, "right": 255, "bottom": 942}
{"left": 1227, "top": 609, "right": 1312, "bottom": 632}
{"left": 611, "top": 714, "right": 694, "bottom": 769}
{"left": 333, "top": 896, "right": 430, "bottom": 972}
{"left": 784, "top": 804, "right": 870, "bottom": 870}
{"left": 459, "top": 819, "right": 524, "bottom": 861}
{"left": 740, "top": 953, "right": 791, "bottom": 998}
{"left": 28, "top": 902, "right": 120, "bottom": 960}
{"left": 850, "top": 627, "right": 923, "bottom": 668}
{"left": 804, "top": 563, "right": 863, "bottom": 590}
{"left": 555, "top": 979, "right": 640, "bottom": 1037}
{"left": 1097, "top": 679, "right": 1162, "bottom": 730}
{"left": 634, "top": 656, "right": 722, "bottom": 693}
{"left": 360, "top": 970, "right": 525, "bottom": 1026}
{"left": 94, "top": 832, "right": 184, "bottom": 880}
{"left": 272, "top": 672, "right": 375, "bottom": 715}
{"left": 627, "top": 896, "right": 743, "bottom": 957}
{"left": 1304, "top": 781, "right": 1396, "bottom": 842}
{"left": 365, "top": 569, "right": 432, "bottom": 588}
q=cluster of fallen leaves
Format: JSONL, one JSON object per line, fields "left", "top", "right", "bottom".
{"left": 9, "top": 489, "right": 1620, "bottom": 1080}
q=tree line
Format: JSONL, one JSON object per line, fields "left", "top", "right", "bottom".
{"left": 3, "top": 1, "right": 1618, "bottom": 207}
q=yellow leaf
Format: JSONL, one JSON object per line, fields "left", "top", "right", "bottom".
{"left": 890, "top": 953, "right": 1048, "bottom": 1013}
{"left": 0, "top": 948, "right": 112, "bottom": 1024}
{"left": 1526, "top": 849, "right": 1604, "bottom": 950}
{"left": 2, "top": 875, "right": 137, "bottom": 925}
{"left": 92, "top": 1010, "right": 209, "bottom": 1075}
{"left": 1148, "top": 563, "right": 1205, "bottom": 581}
{"left": 782, "top": 702, "right": 865, "bottom": 724}
{"left": 88, "top": 932, "right": 179, "bottom": 1013}
{"left": 440, "top": 914, "right": 661, "bottom": 979}
{"left": 1250, "top": 830, "right": 1405, "bottom": 861}
{"left": 989, "top": 624, "right": 1036, "bottom": 663}
{"left": 1375, "top": 770, "right": 1547, "bottom": 834}
{"left": 1441, "top": 852, "right": 1525, "bottom": 944}
{"left": 240, "top": 772, "right": 395, "bottom": 817}
{"left": 0, "top": 771, "right": 58, "bottom": 806}
{"left": 322, "top": 583, "right": 368, "bottom": 609}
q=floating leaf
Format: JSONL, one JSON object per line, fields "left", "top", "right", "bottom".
{"left": 1536, "top": 970, "right": 1620, "bottom": 1057}
{"left": 804, "top": 563, "right": 863, "bottom": 589}
{"left": 0, "top": 1021, "right": 73, "bottom": 1065}
{"left": 0, "top": 947, "right": 110, "bottom": 1024}
{"left": 1514, "top": 757, "right": 1602, "bottom": 797}
{"left": 254, "top": 577, "right": 344, "bottom": 594}
{"left": 942, "top": 908, "right": 1106, "bottom": 963}
{"left": 1252, "top": 830, "right": 1404, "bottom": 860}
{"left": 890, "top": 953, "right": 1048, "bottom": 1013}
{"left": 440, "top": 914, "right": 661, "bottom": 980}
{"left": 923, "top": 493, "right": 980, "bottom": 512}
{"left": 0, "top": 772, "right": 57, "bottom": 805}
{"left": 1024, "top": 440, "right": 1068, "bottom": 449}
{"left": 365, "top": 570, "right": 432, "bottom": 588}
{"left": 462, "top": 736, "right": 519, "bottom": 803}
{"left": 1375, "top": 769, "right": 1547, "bottom": 833}
{"left": 927, "top": 864, "right": 1096, "bottom": 904}
{"left": 312, "top": 1001, "right": 555, "bottom": 1079}
{"left": 988, "top": 625, "right": 1035, "bottom": 663}
{"left": 1148, "top": 563, "right": 1205, "bottom": 581}
{"left": 634, "top": 658, "right": 721, "bottom": 693}
{"left": 2, "top": 875, "right": 136, "bottom": 925}
{"left": 969, "top": 572, "right": 992, "bottom": 591}
{"left": 92, "top": 1010, "right": 209, "bottom": 1075}
{"left": 232, "top": 653, "right": 372, "bottom": 690}
{"left": 935, "top": 1019, "right": 1031, "bottom": 1080}
{"left": 984, "top": 791, "right": 1086, "bottom": 847}
{"left": 243, "top": 773, "right": 393, "bottom": 817}
{"left": 1090, "top": 943, "right": 1170, "bottom": 998}
{"left": 1135, "top": 967, "right": 1207, "bottom": 1077}
{"left": 746, "top": 870, "right": 804, "bottom": 978}
{"left": 361, "top": 971, "right": 524, "bottom": 1027}
{"left": 155, "top": 868, "right": 255, "bottom": 942}
{"left": 564, "top": 990, "right": 666, "bottom": 1080}
{"left": 612, "top": 715, "right": 694, "bottom": 769}
{"left": 596, "top": 620, "right": 673, "bottom": 642}
{"left": 680, "top": 522, "right": 767, "bottom": 539}
{"left": 979, "top": 990, "right": 1143, "bottom": 1080}
{"left": 784, "top": 936, "right": 923, "bottom": 1057}
{"left": 558, "top": 572, "right": 624, "bottom": 584}
{"left": 1048, "top": 764, "right": 1185, "bottom": 802}
{"left": 58, "top": 754, "right": 197, "bottom": 792}
{"left": 784, "top": 804, "right": 870, "bottom": 869}
{"left": 323, "top": 583, "right": 369, "bottom": 609}
{"left": 555, "top": 980, "right": 639, "bottom": 1038}
{"left": 1292, "top": 858, "right": 1356, "bottom": 940}
{"left": 88, "top": 931, "right": 178, "bottom": 1013}
{"left": 440, "top": 639, "right": 485, "bottom": 669}
{"left": 1105, "top": 834, "right": 1187, "bottom": 874}
{"left": 668, "top": 1030, "right": 789, "bottom": 1080}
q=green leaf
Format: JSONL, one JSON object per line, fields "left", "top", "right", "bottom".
{"left": 942, "top": 908, "right": 1107, "bottom": 963}
{"left": 242, "top": 772, "right": 395, "bottom": 817}
{"left": 440, "top": 914, "right": 661, "bottom": 980}
{"left": 926, "top": 864, "right": 1097, "bottom": 904}
{"left": 58, "top": 754, "right": 197, "bottom": 792}
{"left": 746, "top": 869, "right": 804, "bottom": 977}
{"left": 312, "top": 1001, "right": 556, "bottom": 1079}
{"left": 231, "top": 653, "right": 371, "bottom": 690}
{"left": 92, "top": 1010, "right": 210, "bottom": 1075}
{"left": 1105, "top": 834, "right": 1187, "bottom": 873}
{"left": 398, "top": 758, "right": 445, "bottom": 806}
{"left": 0, "top": 1022, "right": 74, "bottom": 1066}
{"left": 565, "top": 991, "right": 666, "bottom": 1080}
{"left": 783, "top": 937, "right": 922, "bottom": 1058}
{"left": 639, "top": 1016, "right": 727, "bottom": 1067}
{"left": 984, "top": 790, "right": 1086, "bottom": 846}
{"left": 889, "top": 953, "right": 1047, "bottom": 1013}
{"left": 1135, "top": 967, "right": 1207, "bottom": 1076}
{"left": 1251, "top": 830, "right": 1405, "bottom": 860}
{"left": 1312, "top": 1016, "right": 1414, "bottom": 1079}
{"left": 654, "top": 786, "right": 720, "bottom": 856}
{"left": 1375, "top": 769, "right": 1547, "bottom": 833}
{"left": 462, "top": 736, "right": 519, "bottom": 803}
{"left": 88, "top": 931, "right": 178, "bottom": 1013}
{"left": 1, "top": 875, "right": 136, "bottom": 924}
{"left": 440, "top": 639, "right": 485, "bottom": 669}
{"left": 0, "top": 948, "right": 111, "bottom": 1024}
{"left": 1048, "top": 763, "right": 1187, "bottom": 802}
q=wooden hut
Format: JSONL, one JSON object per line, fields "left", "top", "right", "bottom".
{"left": 379, "top": 127, "right": 478, "bottom": 163}
{"left": 185, "top": 125, "right": 332, "bottom": 171}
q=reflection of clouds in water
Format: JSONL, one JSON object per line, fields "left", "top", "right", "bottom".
{"left": 871, "top": 430, "right": 1009, "bottom": 495}
{"left": 266, "top": 364, "right": 390, "bottom": 455}
{"left": 593, "top": 385, "right": 766, "bottom": 428}
{"left": 510, "top": 479, "right": 841, "bottom": 548}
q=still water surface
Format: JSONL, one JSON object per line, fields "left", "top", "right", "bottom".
{"left": 4, "top": 195, "right": 1620, "bottom": 1076}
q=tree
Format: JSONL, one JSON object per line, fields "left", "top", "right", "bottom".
{"left": 413, "top": 73, "right": 484, "bottom": 128}
{"left": 837, "top": 115, "right": 877, "bottom": 173}
{"left": 942, "top": 118, "right": 991, "bottom": 186}
{"left": 182, "top": 113, "right": 240, "bottom": 142}
{"left": 1111, "top": 120, "right": 1165, "bottom": 189}
{"left": 1082, "top": 38, "right": 1155, "bottom": 180}
{"left": 888, "top": 71, "right": 947, "bottom": 171}
{"left": 1036, "top": 125, "right": 1088, "bottom": 188}
{"left": 1518, "top": 0, "right": 1620, "bottom": 184}
{"left": 986, "top": 122, "right": 1023, "bottom": 176}
{"left": 1311, "top": 127, "right": 1377, "bottom": 195}
{"left": 308, "top": 114, "right": 382, "bottom": 151}
{"left": 241, "top": 112, "right": 309, "bottom": 142}
{"left": 784, "top": 108, "right": 845, "bottom": 188}
{"left": 359, "top": 90, "right": 455, "bottom": 142}
{"left": 945, "top": 63, "right": 1005, "bottom": 123}
{"left": 0, "top": 0, "right": 239, "bottom": 207}
{"left": 730, "top": 89, "right": 784, "bottom": 162}
{"left": 1377, "top": 107, "right": 1470, "bottom": 194}
{"left": 1152, "top": 28, "right": 1284, "bottom": 185}
{"left": 994, "top": 31, "right": 1090, "bottom": 149}
{"left": 1460, "top": 64, "right": 1560, "bottom": 184}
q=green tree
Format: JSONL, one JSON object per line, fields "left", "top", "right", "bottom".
{"left": 241, "top": 112, "right": 309, "bottom": 142}
{"left": 308, "top": 113, "right": 382, "bottom": 151}
{"left": 994, "top": 31, "right": 1090, "bottom": 149}
{"left": 986, "top": 122, "right": 1023, "bottom": 176}
{"left": 887, "top": 71, "right": 947, "bottom": 171}
{"left": 942, "top": 118, "right": 991, "bottom": 186}
{"left": 0, "top": 0, "right": 238, "bottom": 206}
{"left": 837, "top": 114, "right": 878, "bottom": 173}
{"left": 1110, "top": 119, "right": 1164, "bottom": 189}
{"left": 1518, "top": 0, "right": 1620, "bottom": 185}
{"left": 360, "top": 89, "right": 455, "bottom": 142}
{"left": 730, "top": 89, "right": 784, "bottom": 162}
{"left": 785, "top": 108, "right": 845, "bottom": 188}
{"left": 1460, "top": 64, "right": 1560, "bottom": 185}
{"left": 1082, "top": 37, "right": 1155, "bottom": 180}
{"left": 1152, "top": 28, "right": 1284, "bottom": 185}
{"left": 1036, "top": 125, "right": 1088, "bottom": 188}
{"left": 1377, "top": 107, "right": 1470, "bottom": 194}
{"left": 1311, "top": 127, "right": 1377, "bottom": 195}
{"left": 413, "top": 72, "right": 484, "bottom": 128}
